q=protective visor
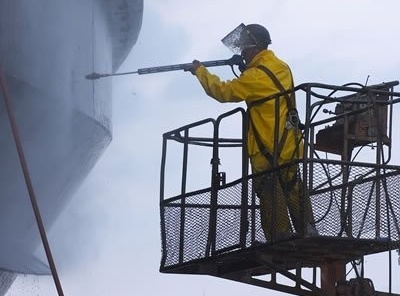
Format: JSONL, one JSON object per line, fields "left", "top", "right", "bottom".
{"left": 221, "top": 23, "right": 258, "bottom": 54}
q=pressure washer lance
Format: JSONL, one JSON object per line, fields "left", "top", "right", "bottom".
{"left": 85, "top": 55, "right": 245, "bottom": 80}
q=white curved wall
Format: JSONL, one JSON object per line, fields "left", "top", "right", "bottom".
{"left": 0, "top": 0, "right": 142, "bottom": 285}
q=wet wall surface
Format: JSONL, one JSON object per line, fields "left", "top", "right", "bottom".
{"left": 0, "top": 0, "right": 142, "bottom": 279}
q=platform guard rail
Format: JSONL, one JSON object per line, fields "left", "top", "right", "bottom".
{"left": 159, "top": 82, "right": 400, "bottom": 284}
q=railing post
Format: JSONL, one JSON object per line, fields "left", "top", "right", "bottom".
{"left": 240, "top": 109, "right": 249, "bottom": 248}
{"left": 205, "top": 121, "right": 220, "bottom": 256}
{"left": 302, "top": 84, "right": 313, "bottom": 237}
{"left": 159, "top": 134, "right": 168, "bottom": 267}
{"left": 178, "top": 129, "right": 189, "bottom": 263}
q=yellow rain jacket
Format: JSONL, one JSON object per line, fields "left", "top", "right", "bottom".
{"left": 195, "top": 49, "right": 303, "bottom": 171}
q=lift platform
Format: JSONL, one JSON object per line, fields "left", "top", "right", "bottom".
{"left": 159, "top": 81, "right": 400, "bottom": 295}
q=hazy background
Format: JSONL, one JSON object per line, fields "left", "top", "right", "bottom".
{"left": 6, "top": 0, "right": 400, "bottom": 295}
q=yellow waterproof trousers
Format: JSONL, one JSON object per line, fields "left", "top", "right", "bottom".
{"left": 251, "top": 153, "right": 315, "bottom": 240}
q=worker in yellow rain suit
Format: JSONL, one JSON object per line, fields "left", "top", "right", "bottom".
{"left": 187, "top": 23, "right": 315, "bottom": 241}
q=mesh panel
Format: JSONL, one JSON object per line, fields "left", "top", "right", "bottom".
{"left": 215, "top": 208, "right": 241, "bottom": 249}
{"left": 351, "top": 179, "right": 377, "bottom": 239}
{"left": 215, "top": 185, "right": 242, "bottom": 251}
{"left": 308, "top": 161, "right": 400, "bottom": 240}
{"left": 162, "top": 206, "right": 181, "bottom": 266}
{"left": 183, "top": 207, "right": 210, "bottom": 262}
{"left": 247, "top": 181, "right": 267, "bottom": 244}
{"left": 161, "top": 160, "right": 400, "bottom": 269}
{"left": 162, "top": 191, "right": 211, "bottom": 267}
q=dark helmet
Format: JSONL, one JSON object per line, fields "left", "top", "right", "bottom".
{"left": 243, "top": 24, "right": 271, "bottom": 49}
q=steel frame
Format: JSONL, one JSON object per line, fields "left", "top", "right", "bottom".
{"left": 159, "top": 81, "right": 400, "bottom": 295}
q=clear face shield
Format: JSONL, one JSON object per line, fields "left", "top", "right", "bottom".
{"left": 221, "top": 23, "right": 258, "bottom": 55}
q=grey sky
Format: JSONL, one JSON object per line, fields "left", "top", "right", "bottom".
{"left": 6, "top": 0, "right": 400, "bottom": 295}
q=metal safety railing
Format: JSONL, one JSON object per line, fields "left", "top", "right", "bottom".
{"left": 159, "top": 108, "right": 248, "bottom": 267}
{"left": 159, "top": 81, "right": 400, "bottom": 274}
